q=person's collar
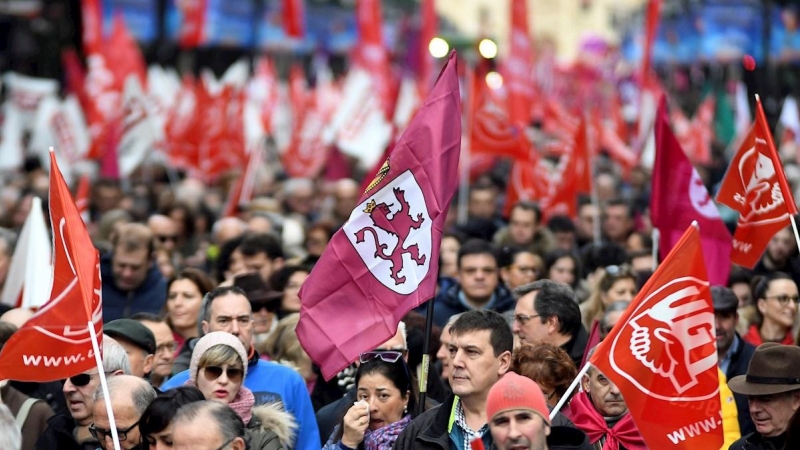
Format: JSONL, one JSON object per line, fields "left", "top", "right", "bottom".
{"left": 458, "top": 289, "right": 496, "bottom": 311}
{"left": 724, "top": 333, "right": 742, "bottom": 360}
{"left": 248, "top": 344, "right": 258, "bottom": 366}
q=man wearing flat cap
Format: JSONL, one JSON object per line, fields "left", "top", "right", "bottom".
{"left": 728, "top": 343, "right": 800, "bottom": 449}
{"left": 712, "top": 285, "right": 757, "bottom": 436}
{"left": 104, "top": 319, "right": 155, "bottom": 378}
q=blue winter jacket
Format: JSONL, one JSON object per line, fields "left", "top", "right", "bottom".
{"left": 100, "top": 253, "right": 167, "bottom": 323}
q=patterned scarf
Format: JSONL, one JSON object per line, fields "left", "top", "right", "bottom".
{"left": 184, "top": 380, "right": 255, "bottom": 424}
{"left": 566, "top": 391, "right": 646, "bottom": 450}
{"left": 363, "top": 415, "right": 412, "bottom": 450}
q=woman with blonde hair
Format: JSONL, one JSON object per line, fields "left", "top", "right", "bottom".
{"left": 579, "top": 265, "right": 637, "bottom": 330}
{"left": 187, "top": 332, "right": 297, "bottom": 450}
{"left": 258, "top": 313, "right": 316, "bottom": 392}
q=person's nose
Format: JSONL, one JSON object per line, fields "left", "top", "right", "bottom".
{"left": 451, "top": 350, "right": 465, "bottom": 368}
{"left": 609, "top": 382, "right": 621, "bottom": 396}
{"left": 512, "top": 320, "right": 521, "bottom": 334}
{"left": 508, "top": 418, "right": 522, "bottom": 439}
{"left": 436, "top": 344, "right": 447, "bottom": 362}
{"left": 63, "top": 379, "right": 75, "bottom": 394}
{"left": 230, "top": 321, "right": 240, "bottom": 336}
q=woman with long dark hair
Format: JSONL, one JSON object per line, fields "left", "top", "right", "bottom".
{"left": 744, "top": 273, "right": 798, "bottom": 346}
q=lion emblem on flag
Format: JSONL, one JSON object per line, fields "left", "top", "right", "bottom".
{"left": 344, "top": 170, "right": 432, "bottom": 294}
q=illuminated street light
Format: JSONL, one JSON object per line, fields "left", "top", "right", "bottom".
{"left": 429, "top": 37, "right": 450, "bottom": 58}
{"left": 486, "top": 71, "right": 503, "bottom": 90}
{"left": 478, "top": 38, "right": 498, "bottom": 59}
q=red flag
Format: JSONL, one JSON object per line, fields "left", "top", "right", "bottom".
{"left": 418, "top": 0, "right": 438, "bottom": 96}
{"left": 0, "top": 151, "right": 102, "bottom": 381}
{"left": 716, "top": 96, "right": 799, "bottom": 268}
{"left": 282, "top": 0, "right": 305, "bottom": 38}
{"left": 470, "top": 67, "right": 531, "bottom": 162}
{"left": 297, "top": 52, "right": 462, "bottom": 380}
{"left": 81, "top": 0, "right": 102, "bottom": 55}
{"left": 504, "top": 0, "right": 535, "bottom": 126}
{"left": 652, "top": 96, "right": 732, "bottom": 285}
{"left": 544, "top": 118, "right": 589, "bottom": 220}
{"left": 75, "top": 174, "right": 90, "bottom": 223}
{"left": 503, "top": 158, "right": 552, "bottom": 217}
{"left": 178, "top": 0, "right": 208, "bottom": 48}
{"left": 641, "top": 0, "right": 662, "bottom": 85}
{"left": 589, "top": 224, "right": 723, "bottom": 450}
{"left": 353, "top": 0, "right": 393, "bottom": 117}
{"left": 222, "top": 147, "right": 264, "bottom": 218}
{"left": 580, "top": 320, "right": 601, "bottom": 369}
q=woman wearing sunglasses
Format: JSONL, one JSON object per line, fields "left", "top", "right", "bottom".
{"left": 579, "top": 264, "right": 637, "bottom": 331}
{"left": 744, "top": 273, "right": 799, "bottom": 346}
{"left": 323, "top": 351, "right": 418, "bottom": 450}
{"left": 187, "top": 332, "right": 296, "bottom": 450}
{"left": 139, "top": 386, "right": 205, "bottom": 449}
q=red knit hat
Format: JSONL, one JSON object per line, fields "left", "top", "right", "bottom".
{"left": 486, "top": 372, "right": 551, "bottom": 425}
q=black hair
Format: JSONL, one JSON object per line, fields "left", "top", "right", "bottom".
{"left": 239, "top": 232, "right": 284, "bottom": 261}
{"left": 216, "top": 235, "right": 245, "bottom": 283}
{"left": 751, "top": 272, "right": 794, "bottom": 301}
{"left": 515, "top": 279, "right": 581, "bottom": 337}
{"left": 129, "top": 312, "right": 163, "bottom": 323}
{"left": 510, "top": 201, "right": 542, "bottom": 224}
{"left": 727, "top": 266, "right": 753, "bottom": 288}
{"left": 139, "top": 386, "right": 205, "bottom": 440}
{"left": 546, "top": 215, "right": 576, "bottom": 234}
{"left": 604, "top": 198, "right": 632, "bottom": 218}
{"left": 543, "top": 249, "right": 582, "bottom": 288}
{"left": 457, "top": 239, "right": 498, "bottom": 269}
{"left": 268, "top": 265, "right": 312, "bottom": 292}
{"left": 449, "top": 310, "right": 513, "bottom": 357}
{"left": 497, "top": 245, "right": 537, "bottom": 269}
{"left": 202, "top": 286, "right": 249, "bottom": 323}
{"left": 581, "top": 242, "right": 628, "bottom": 275}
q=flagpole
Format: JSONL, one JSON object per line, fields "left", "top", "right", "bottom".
{"left": 790, "top": 215, "right": 800, "bottom": 253}
{"left": 417, "top": 297, "right": 435, "bottom": 416}
{"left": 457, "top": 64, "right": 474, "bottom": 226}
{"left": 549, "top": 361, "right": 592, "bottom": 420}
{"left": 88, "top": 321, "right": 122, "bottom": 450}
{"left": 651, "top": 227, "right": 659, "bottom": 271}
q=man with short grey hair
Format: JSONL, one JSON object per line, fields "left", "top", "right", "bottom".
{"left": 172, "top": 401, "right": 248, "bottom": 450}
{"left": 91, "top": 375, "right": 156, "bottom": 450}
{"left": 36, "top": 337, "right": 131, "bottom": 450}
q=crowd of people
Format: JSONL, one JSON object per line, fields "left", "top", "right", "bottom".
{"left": 0, "top": 161, "right": 799, "bottom": 450}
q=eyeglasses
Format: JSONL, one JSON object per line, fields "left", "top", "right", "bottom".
{"left": 68, "top": 371, "right": 112, "bottom": 387}
{"left": 156, "top": 341, "right": 178, "bottom": 354}
{"left": 202, "top": 366, "right": 244, "bottom": 383}
{"left": 765, "top": 294, "right": 800, "bottom": 305}
{"left": 360, "top": 351, "right": 404, "bottom": 364}
{"left": 513, "top": 313, "right": 541, "bottom": 325}
{"left": 156, "top": 235, "right": 178, "bottom": 243}
{"left": 89, "top": 420, "right": 140, "bottom": 441}
{"left": 215, "top": 438, "right": 236, "bottom": 450}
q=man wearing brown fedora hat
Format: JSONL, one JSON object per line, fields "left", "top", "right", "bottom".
{"left": 728, "top": 343, "right": 800, "bottom": 450}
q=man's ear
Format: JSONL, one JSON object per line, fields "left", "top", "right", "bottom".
{"left": 232, "top": 437, "right": 247, "bottom": 450}
{"left": 110, "top": 369, "right": 124, "bottom": 377}
{"left": 497, "top": 350, "right": 512, "bottom": 376}
{"left": 143, "top": 354, "right": 154, "bottom": 375}
{"left": 202, "top": 321, "right": 209, "bottom": 335}
{"left": 544, "top": 423, "right": 551, "bottom": 437}
{"left": 499, "top": 267, "right": 510, "bottom": 284}
{"left": 582, "top": 373, "right": 591, "bottom": 392}
{"left": 547, "top": 316, "right": 560, "bottom": 335}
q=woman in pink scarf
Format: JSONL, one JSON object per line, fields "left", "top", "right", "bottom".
{"left": 187, "top": 331, "right": 297, "bottom": 450}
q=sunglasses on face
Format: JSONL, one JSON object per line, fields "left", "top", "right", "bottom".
{"left": 67, "top": 371, "right": 112, "bottom": 387}
{"left": 156, "top": 235, "right": 178, "bottom": 243}
{"left": 202, "top": 365, "right": 244, "bottom": 383}
{"left": 89, "top": 420, "right": 140, "bottom": 441}
{"left": 359, "top": 351, "right": 404, "bottom": 364}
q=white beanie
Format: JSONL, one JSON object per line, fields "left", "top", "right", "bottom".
{"left": 189, "top": 332, "right": 249, "bottom": 382}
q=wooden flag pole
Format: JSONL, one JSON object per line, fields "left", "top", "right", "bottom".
{"left": 88, "top": 321, "right": 121, "bottom": 450}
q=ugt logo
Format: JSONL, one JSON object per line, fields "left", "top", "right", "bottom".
{"left": 608, "top": 277, "right": 719, "bottom": 402}
{"left": 344, "top": 170, "right": 432, "bottom": 294}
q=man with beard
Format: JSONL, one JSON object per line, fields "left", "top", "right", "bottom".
{"left": 712, "top": 286, "right": 756, "bottom": 436}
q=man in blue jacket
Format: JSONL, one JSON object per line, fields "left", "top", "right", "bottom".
{"left": 428, "top": 239, "right": 515, "bottom": 327}
{"left": 161, "top": 285, "right": 320, "bottom": 450}
{"left": 101, "top": 223, "right": 166, "bottom": 323}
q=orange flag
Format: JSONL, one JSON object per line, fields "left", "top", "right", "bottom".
{"left": 716, "top": 96, "right": 799, "bottom": 268}
{"left": 0, "top": 150, "right": 102, "bottom": 382}
{"left": 590, "top": 224, "right": 723, "bottom": 450}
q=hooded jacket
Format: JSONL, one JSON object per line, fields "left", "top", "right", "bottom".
{"left": 248, "top": 402, "right": 298, "bottom": 450}
{"left": 100, "top": 253, "right": 167, "bottom": 322}
{"left": 430, "top": 284, "right": 515, "bottom": 328}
